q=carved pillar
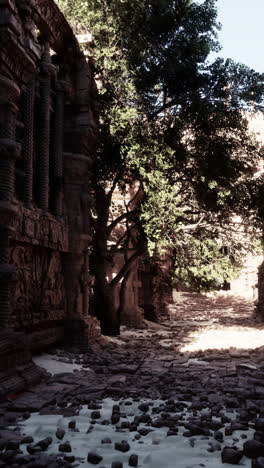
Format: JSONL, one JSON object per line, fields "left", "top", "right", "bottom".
{"left": 22, "top": 79, "right": 35, "bottom": 207}
{"left": 52, "top": 80, "right": 66, "bottom": 217}
{"left": 38, "top": 42, "right": 54, "bottom": 211}
{"left": 80, "top": 247, "right": 93, "bottom": 317}
{"left": 0, "top": 77, "right": 20, "bottom": 202}
{"left": 0, "top": 75, "right": 20, "bottom": 330}
{"left": 63, "top": 153, "right": 93, "bottom": 317}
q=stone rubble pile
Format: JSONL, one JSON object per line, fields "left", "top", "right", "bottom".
{"left": 1, "top": 293, "right": 264, "bottom": 467}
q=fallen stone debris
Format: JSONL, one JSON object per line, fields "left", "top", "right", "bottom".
{"left": 1, "top": 293, "right": 264, "bottom": 467}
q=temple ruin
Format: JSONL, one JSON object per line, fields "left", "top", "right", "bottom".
{"left": 1, "top": 0, "right": 264, "bottom": 401}
{"left": 0, "top": 0, "right": 100, "bottom": 394}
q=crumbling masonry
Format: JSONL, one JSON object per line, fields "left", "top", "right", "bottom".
{"left": 0, "top": 0, "right": 99, "bottom": 394}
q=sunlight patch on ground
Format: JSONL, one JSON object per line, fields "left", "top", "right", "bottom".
{"left": 33, "top": 354, "right": 86, "bottom": 375}
{"left": 17, "top": 398, "right": 253, "bottom": 468}
{"left": 181, "top": 326, "right": 264, "bottom": 352}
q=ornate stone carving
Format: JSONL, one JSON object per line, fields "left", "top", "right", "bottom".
{"left": 37, "top": 43, "right": 55, "bottom": 210}
{"left": 0, "top": 76, "right": 20, "bottom": 102}
{"left": 51, "top": 79, "right": 66, "bottom": 217}
{"left": 34, "top": 0, "right": 79, "bottom": 54}
{"left": 22, "top": 79, "right": 35, "bottom": 206}
{"left": 23, "top": 216, "right": 35, "bottom": 238}
{"left": 0, "top": 0, "right": 98, "bottom": 395}
{"left": 10, "top": 246, "right": 65, "bottom": 330}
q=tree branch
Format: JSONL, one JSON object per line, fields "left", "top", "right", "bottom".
{"left": 178, "top": 214, "right": 206, "bottom": 231}
{"left": 108, "top": 231, "right": 128, "bottom": 252}
{"left": 106, "top": 209, "right": 137, "bottom": 235}
{"left": 106, "top": 173, "right": 119, "bottom": 203}
{"left": 109, "top": 241, "right": 146, "bottom": 288}
{"left": 126, "top": 183, "right": 142, "bottom": 209}
{"left": 148, "top": 98, "right": 179, "bottom": 121}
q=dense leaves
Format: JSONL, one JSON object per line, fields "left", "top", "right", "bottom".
{"left": 57, "top": 0, "right": 264, "bottom": 296}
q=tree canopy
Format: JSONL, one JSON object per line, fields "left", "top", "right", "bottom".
{"left": 57, "top": 0, "right": 264, "bottom": 332}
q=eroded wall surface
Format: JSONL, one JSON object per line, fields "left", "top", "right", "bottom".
{"left": 0, "top": 0, "right": 99, "bottom": 393}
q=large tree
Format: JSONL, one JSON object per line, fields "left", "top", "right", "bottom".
{"left": 57, "top": 0, "right": 264, "bottom": 334}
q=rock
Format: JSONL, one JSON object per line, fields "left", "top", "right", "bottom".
{"left": 129, "top": 454, "right": 138, "bottom": 467}
{"left": 101, "top": 437, "right": 112, "bottom": 444}
{"left": 214, "top": 430, "right": 223, "bottom": 442}
{"left": 252, "top": 457, "right": 264, "bottom": 468}
{"left": 13, "top": 454, "right": 33, "bottom": 465}
{"left": 88, "top": 403, "right": 102, "bottom": 410}
{"left": 56, "top": 428, "right": 65, "bottom": 440}
{"left": 239, "top": 410, "right": 250, "bottom": 422}
{"left": 210, "top": 420, "right": 224, "bottom": 431}
{"left": 21, "top": 436, "right": 34, "bottom": 445}
{"left": 91, "top": 411, "right": 101, "bottom": 419}
{"left": 64, "top": 454, "right": 76, "bottom": 462}
{"left": 0, "top": 450, "right": 18, "bottom": 463}
{"left": 11, "top": 394, "right": 47, "bottom": 413}
{"left": 138, "top": 403, "right": 149, "bottom": 413}
{"left": 130, "top": 424, "right": 138, "bottom": 434}
{"left": 5, "top": 440, "right": 20, "bottom": 450}
{"left": 35, "top": 436, "right": 52, "bottom": 450}
{"left": 139, "top": 414, "right": 151, "bottom": 424}
{"left": 243, "top": 440, "right": 264, "bottom": 459}
{"left": 231, "top": 422, "right": 248, "bottom": 431}
{"left": 112, "top": 405, "right": 120, "bottom": 413}
{"left": 87, "top": 452, "right": 103, "bottom": 464}
{"left": 255, "top": 432, "right": 264, "bottom": 444}
{"left": 0, "top": 440, "right": 6, "bottom": 451}
{"left": 111, "top": 414, "right": 120, "bottom": 424}
{"left": 121, "top": 421, "right": 130, "bottom": 429}
{"left": 111, "top": 462, "right": 123, "bottom": 468}
{"left": 115, "top": 441, "right": 130, "bottom": 452}
{"left": 208, "top": 442, "right": 221, "bottom": 452}
{"left": 256, "top": 420, "right": 264, "bottom": 432}
{"left": 138, "top": 428, "right": 152, "bottom": 436}
{"left": 221, "top": 447, "right": 243, "bottom": 464}
{"left": 167, "top": 430, "right": 178, "bottom": 436}
{"left": 109, "top": 365, "right": 137, "bottom": 374}
{"left": 26, "top": 444, "right": 42, "bottom": 455}
{"left": 225, "top": 425, "right": 233, "bottom": 436}
{"left": 185, "top": 423, "right": 210, "bottom": 436}
{"left": 68, "top": 420, "right": 76, "bottom": 429}
{"left": 59, "top": 441, "right": 72, "bottom": 453}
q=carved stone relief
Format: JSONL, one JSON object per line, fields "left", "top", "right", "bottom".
{"left": 10, "top": 245, "right": 65, "bottom": 331}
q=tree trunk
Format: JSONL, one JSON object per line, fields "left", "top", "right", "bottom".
{"left": 94, "top": 273, "right": 120, "bottom": 335}
{"left": 91, "top": 185, "right": 121, "bottom": 335}
{"left": 117, "top": 269, "right": 131, "bottom": 323}
{"left": 91, "top": 183, "right": 146, "bottom": 335}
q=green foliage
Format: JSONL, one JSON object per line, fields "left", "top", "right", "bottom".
{"left": 173, "top": 237, "right": 241, "bottom": 291}
{"left": 57, "top": 0, "right": 264, "bottom": 290}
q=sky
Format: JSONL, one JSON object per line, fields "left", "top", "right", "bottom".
{"left": 214, "top": 0, "right": 264, "bottom": 73}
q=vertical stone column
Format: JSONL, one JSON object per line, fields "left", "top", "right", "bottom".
{"left": 80, "top": 247, "right": 93, "bottom": 317}
{"left": 38, "top": 42, "right": 54, "bottom": 211}
{"left": 0, "top": 77, "right": 20, "bottom": 202}
{"left": 52, "top": 80, "right": 66, "bottom": 217}
{"left": 0, "top": 75, "right": 20, "bottom": 330}
{"left": 22, "top": 79, "right": 35, "bottom": 207}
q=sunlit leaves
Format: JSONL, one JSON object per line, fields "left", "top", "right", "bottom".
{"left": 57, "top": 0, "right": 264, "bottom": 291}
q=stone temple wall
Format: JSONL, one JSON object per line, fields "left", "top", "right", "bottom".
{"left": 0, "top": 0, "right": 100, "bottom": 394}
